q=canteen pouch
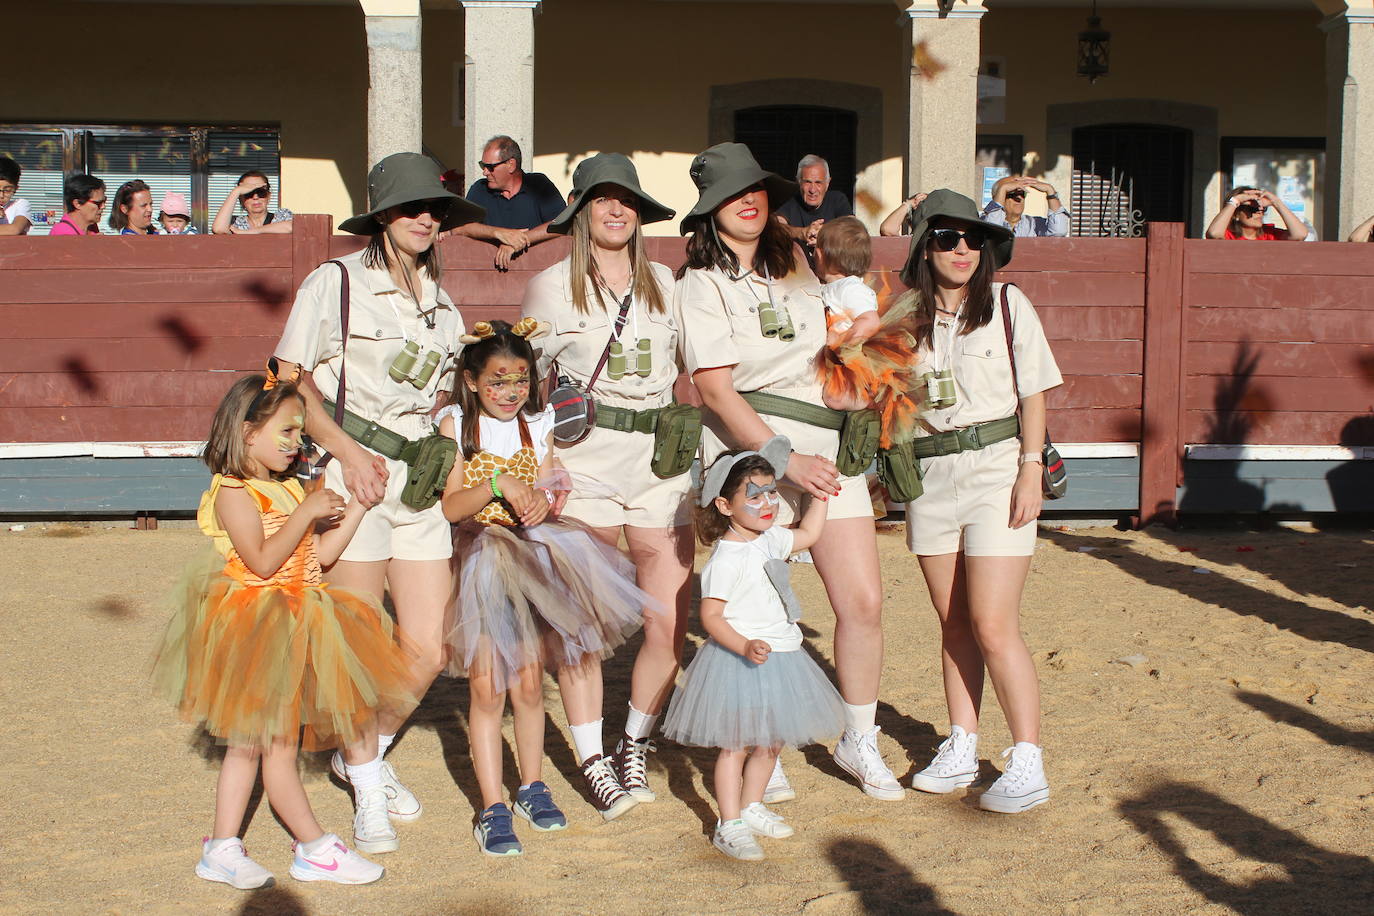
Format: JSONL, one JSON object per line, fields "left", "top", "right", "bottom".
{"left": 1042, "top": 436, "right": 1068, "bottom": 500}
{"left": 550, "top": 376, "right": 597, "bottom": 445}
{"left": 397, "top": 432, "right": 458, "bottom": 512}
{"left": 877, "top": 439, "right": 925, "bottom": 503}
{"left": 836, "top": 409, "right": 881, "bottom": 477}
{"left": 650, "top": 402, "right": 703, "bottom": 479}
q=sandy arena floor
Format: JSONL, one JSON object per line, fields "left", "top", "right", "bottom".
{"left": 1, "top": 520, "right": 1370, "bottom": 915}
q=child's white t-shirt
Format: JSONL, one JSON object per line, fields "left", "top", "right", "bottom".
{"left": 436, "top": 404, "right": 554, "bottom": 463}
{"left": 699, "top": 526, "right": 802, "bottom": 652}
{"left": 2, "top": 198, "right": 31, "bottom": 226}
{"left": 820, "top": 275, "right": 878, "bottom": 319}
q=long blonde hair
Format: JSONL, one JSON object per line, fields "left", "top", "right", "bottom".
{"left": 568, "top": 204, "right": 667, "bottom": 315}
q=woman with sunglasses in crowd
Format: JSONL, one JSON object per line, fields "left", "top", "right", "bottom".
{"left": 1205, "top": 186, "right": 1313, "bottom": 241}
{"left": 896, "top": 190, "right": 1061, "bottom": 815}
{"left": 213, "top": 169, "right": 293, "bottom": 235}
{"left": 981, "top": 176, "right": 1069, "bottom": 239}
{"left": 272, "top": 152, "right": 486, "bottom": 856}
{"left": 674, "top": 143, "right": 901, "bottom": 804}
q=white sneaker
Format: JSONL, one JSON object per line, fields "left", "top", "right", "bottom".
{"left": 712, "top": 818, "right": 765, "bottom": 861}
{"left": 911, "top": 725, "right": 979, "bottom": 794}
{"left": 332, "top": 752, "right": 423, "bottom": 822}
{"left": 741, "top": 802, "right": 795, "bottom": 839}
{"left": 762, "top": 757, "right": 796, "bottom": 804}
{"left": 289, "top": 834, "right": 384, "bottom": 885}
{"left": 195, "top": 837, "right": 275, "bottom": 890}
{"left": 833, "top": 726, "right": 905, "bottom": 801}
{"left": 979, "top": 743, "right": 1050, "bottom": 814}
{"left": 351, "top": 786, "right": 399, "bottom": 854}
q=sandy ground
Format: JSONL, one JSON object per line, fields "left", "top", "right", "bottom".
{"left": 1, "top": 519, "right": 1371, "bottom": 915}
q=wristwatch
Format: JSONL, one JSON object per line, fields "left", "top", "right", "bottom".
{"left": 1046, "top": 193, "right": 1059, "bottom": 200}
{"left": 1019, "top": 452, "right": 1044, "bottom": 466}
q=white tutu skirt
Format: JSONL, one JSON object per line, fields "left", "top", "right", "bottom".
{"left": 662, "top": 640, "right": 845, "bottom": 751}
{"left": 445, "top": 519, "right": 653, "bottom": 693}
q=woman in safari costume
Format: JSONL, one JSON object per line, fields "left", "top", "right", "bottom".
{"left": 273, "top": 152, "right": 486, "bottom": 851}
{"left": 521, "top": 153, "right": 692, "bottom": 812}
{"left": 673, "top": 143, "right": 900, "bottom": 802}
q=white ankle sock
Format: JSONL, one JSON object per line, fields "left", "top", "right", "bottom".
{"left": 301, "top": 834, "right": 334, "bottom": 856}
{"left": 377, "top": 733, "right": 395, "bottom": 756}
{"left": 570, "top": 719, "right": 604, "bottom": 765}
{"left": 843, "top": 700, "right": 878, "bottom": 734}
{"left": 345, "top": 755, "right": 384, "bottom": 790}
{"left": 624, "top": 704, "right": 658, "bottom": 741}
{"left": 206, "top": 836, "right": 239, "bottom": 852}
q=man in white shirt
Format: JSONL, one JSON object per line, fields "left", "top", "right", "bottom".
{"left": 982, "top": 175, "right": 1070, "bottom": 238}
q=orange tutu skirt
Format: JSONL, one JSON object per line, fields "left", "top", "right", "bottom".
{"left": 818, "top": 295, "right": 925, "bottom": 448}
{"left": 152, "top": 550, "right": 417, "bottom": 751}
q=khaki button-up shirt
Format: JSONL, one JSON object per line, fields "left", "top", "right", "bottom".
{"left": 274, "top": 248, "right": 464, "bottom": 441}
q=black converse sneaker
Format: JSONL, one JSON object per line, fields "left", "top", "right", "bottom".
{"left": 613, "top": 736, "right": 656, "bottom": 802}
{"left": 581, "top": 753, "right": 638, "bottom": 821}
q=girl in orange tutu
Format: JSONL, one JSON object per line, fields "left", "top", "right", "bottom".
{"left": 153, "top": 365, "right": 416, "bottom": 889}
{"left": 815, "top": 216, "right": 924, "bottom": 448}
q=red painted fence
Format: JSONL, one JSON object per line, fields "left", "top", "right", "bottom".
{"left": 3, "top": 215, "right": 1371, "bottom": 525}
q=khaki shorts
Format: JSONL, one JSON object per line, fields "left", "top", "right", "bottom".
{"left": 325, "top": 453, "right": 453, "bottom": 563}
{"left": 904, "top": 438, "right": 1037, "bottom": 557}
{"left": 556, "top": 424, "right": 693, "bottom": 530}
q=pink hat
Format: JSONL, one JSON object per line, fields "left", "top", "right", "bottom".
{"left": 159, "top": 191, "right": 191, "bottom": 219}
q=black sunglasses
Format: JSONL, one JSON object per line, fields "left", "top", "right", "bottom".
{"left": 241, "top": 186, "right": 271, "bottom": 200}
{"left": 1005, "top": 190, "right": 1026, "bottom": 201}
{"left": 1236, "top": 202, "right": 1264, "bottom": 214}
{"left": 396, "top": 198, "right": 453, "bottom": 220}
{"left": 478, "top": 157, "right": 512, "bottom": 172}
{"left": 928, "top": 228, "right": 988, "bottom": 252}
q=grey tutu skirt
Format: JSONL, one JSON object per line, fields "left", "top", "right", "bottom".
{"left": 662, "top": 639, "right": 845, "bottom": 751}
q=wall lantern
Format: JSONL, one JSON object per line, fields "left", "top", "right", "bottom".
{"left": 1077, "top": 1, "right": 1110, "bottom": 83}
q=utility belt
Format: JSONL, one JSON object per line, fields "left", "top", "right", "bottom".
{"left": 740, "top": 391, "right": 879, "bottom": 478}
{"left": 557, "top": 394, "right": 701, "bottom": 480}
{"left": 878, "top": 416, "right": 1020, "bottom": 504}
{"left": 323, "top": 400, "right": 456, "bottom": 512}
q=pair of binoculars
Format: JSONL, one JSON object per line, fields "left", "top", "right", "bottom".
{"left": 389, "top": 341, "right": 442, "bottom": 389}
{"left": 924, "top": 369, "right": 957, "bottom": 409}
{"left": 758, "top": 302, "right": 796, "bottom": 341}
{"left": 608, "top": 338, "right": 652, "bottom": 380}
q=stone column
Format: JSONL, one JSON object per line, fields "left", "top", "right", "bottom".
{"left": 461, "top": 1, "right": 542, "bottom": 173}
{"left": 900, "top": 0, "right": 987, "bottom": 197}
{"left": 1320, "top": 0, "right": 1374, "bottom": 239}
{"left": 359, "top": 0, "right": 423, "bottom": 167}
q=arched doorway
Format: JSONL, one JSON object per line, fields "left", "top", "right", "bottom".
{"left": 1071, "top": 123, "right": 1192, "bottom": 236}
{"left": 734, "top": 105, "right": 858, "bottom": 198}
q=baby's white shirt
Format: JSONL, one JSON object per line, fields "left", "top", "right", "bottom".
{"left": 820, "top": 275, "right": 878, "bottom": 321}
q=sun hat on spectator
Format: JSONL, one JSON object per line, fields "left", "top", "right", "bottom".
{"left": 548, "top": 152, "right": 674, "bottom": 235}
{"left": 679, "top": 142, "right": 797, "bottom": 235}
{"left": 906, "top": 188, "right": 1015, "bottom": 269}
{"left": 158, "top": 191, "right": 191, "bottom": 221}
{"left": 339, "top": 152, "right": 486, "bottom": 235}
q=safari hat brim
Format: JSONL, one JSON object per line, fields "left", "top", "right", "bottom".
{"left": 906, "top": 188, "right": 1014, "bottom": 269}
{"left": 679, "top": 142, "right": 798, "bottom": 235}
{"left": 339, "top": 152, "right": 486, "bottom": 235}
{"left": 548, "top": 152, "right": 674, "bottom": 235}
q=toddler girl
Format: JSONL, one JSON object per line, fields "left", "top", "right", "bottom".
{"left": 662, "top": 438, "right": 845, "bottom": 861}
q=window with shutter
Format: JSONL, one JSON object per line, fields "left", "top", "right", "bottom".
{"left": 89, "top": 133, "right": 194, "bottom": 234}
{"left": 208, "top": 131, "right": 283, "bottom": 225}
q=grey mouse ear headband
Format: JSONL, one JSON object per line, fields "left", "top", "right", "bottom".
{"left": 698, "top": 436, "right": 791, "bottom": 507}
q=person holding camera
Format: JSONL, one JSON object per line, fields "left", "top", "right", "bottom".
{"left": 1205, "top": 186, "right": 1312, "bottom": 241}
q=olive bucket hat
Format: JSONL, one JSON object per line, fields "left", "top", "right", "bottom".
{"left": 906, "top": 188, "right": 1015, "bottom": 269}
{"left": 679, "top": 142, "right": 797, "bottom": 235}
{"left": 338, "top": 152, "right": 486, "bottom": 235}
{"left": 548, "top": 152, "right": 674, "bottom": 235}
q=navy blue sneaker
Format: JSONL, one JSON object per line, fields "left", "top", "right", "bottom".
{"left": 473, "top": 803, "right": 522, "bottom": 857}
{"left": 514, "top": 781, "right": 568, "bottom": 831}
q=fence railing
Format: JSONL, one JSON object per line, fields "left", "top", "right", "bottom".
{"left": 2, "top": 216, "right": 1371, "bottom": 524}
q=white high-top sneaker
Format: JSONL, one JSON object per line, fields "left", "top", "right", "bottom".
{"left": 911, "top": 725, "right": 979, "bottom": 793}
{"left": 978, "top": 742, "right": 1049, "bottom": 813}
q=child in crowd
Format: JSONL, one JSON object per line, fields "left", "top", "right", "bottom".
{"left": 153, "top": 364, "right": 416, "bottom": 889}
{"left": 437, "top": 318, "right": 652, "bottom": 857}
{"left": 159, "top": 191, "right": 198, "bottom": 235}
{"left": 662, "top": 439, "right": 845, "bottom": 862}
{"left": 814, "top": 216, "right": 923, "bottom": 447}
{"left": 0, "top": 157, "right": 33, "bottom": 235}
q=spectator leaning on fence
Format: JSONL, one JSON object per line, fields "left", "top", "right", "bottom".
{"left": 212, "top": 170, "right": 293, "bottom": 235}
{"left": 110, "top": 180, "right": 158, "bottom": 235}
{"left": 450, "top": 135, "right": 564, "bottom": 270}
{"left": 50, "top": 174, "right": 106, "bottom": 236}
{"left": 982, "top": 176, "right": 1069, "bottom": 238}
{"left": 0, "top": 157, "right": 33, "bottom": 235}
{"left": 1205, "top": 186, "right": 1312, "bottom": 241}
{"left": 879, "top": 191, "right": 929, "bottom": 237}
{"left": 774, "top": 154, "right": 853, "bottom": 248}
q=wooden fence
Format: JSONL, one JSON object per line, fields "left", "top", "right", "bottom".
{"left": 1, "top": 216, "right": 1370, "bottom": 522}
